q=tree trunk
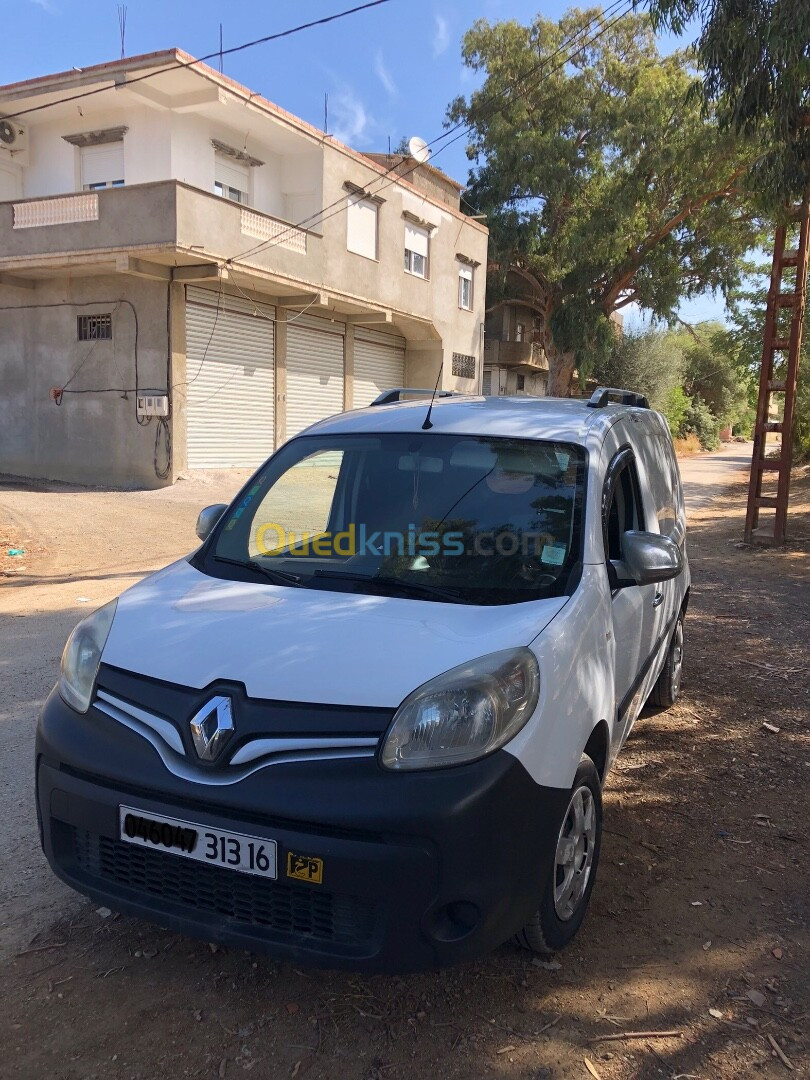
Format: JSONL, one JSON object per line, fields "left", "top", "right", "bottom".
{"left": 545, "top": 345, "right": 577, "bottom": 397}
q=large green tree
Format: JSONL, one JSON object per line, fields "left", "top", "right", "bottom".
{"left": 450, "top": 8, "right": 762, "bottom": 395}
{"left": 642, "top": 0, "right": 810, "bottom": 205}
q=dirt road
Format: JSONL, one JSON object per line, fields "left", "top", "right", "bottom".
{"left": 0, "top": 445, "right": 807, "bottom": 1080}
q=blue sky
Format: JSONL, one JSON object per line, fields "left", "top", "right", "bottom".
{"left": 10, "top": 0, "right": 720, "bottom": 324}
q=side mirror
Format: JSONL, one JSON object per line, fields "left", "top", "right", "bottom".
{"left": 615, "top": 531, "right": 683, "bottom": 587}
{"left": 195, "top": 503, "right": 228, "bottom": 542}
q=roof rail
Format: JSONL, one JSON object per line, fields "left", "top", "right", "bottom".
{"left": 586, "top": 386, "right": 650, "bottom": 409}
{"left": 370, "top": 387, "right": 461, "bottom": 406}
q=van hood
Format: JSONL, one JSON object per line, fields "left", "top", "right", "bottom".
{"left": 101, "top": 559, "right": 567, "bottom": 708}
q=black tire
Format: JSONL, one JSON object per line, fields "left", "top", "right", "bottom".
{"left": 514, "top": 756, "right": 602, "bottom": 956}
{"left": 649, "top": 613, "right": 684, "bottom": 708}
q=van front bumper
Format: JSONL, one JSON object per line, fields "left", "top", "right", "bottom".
{"left": 36, "top": 687, "right": 569, "bottom": 973}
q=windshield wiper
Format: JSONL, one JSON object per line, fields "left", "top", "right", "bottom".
{"left": 312, "top": 569, "right": 465, "bottom": 604}
{"left": 213, "top": 555, "right": 304, "bottom": 588}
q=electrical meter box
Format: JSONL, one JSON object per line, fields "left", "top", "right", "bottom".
{"left": 136, "top": 394, "right": 169, "bottom": 418}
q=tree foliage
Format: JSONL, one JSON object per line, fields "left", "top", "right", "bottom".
{"left": 450, "top": 8, "right": 762, "bottom": 394}
{"left": 678, "top": 322, "right": 753, "bottom": 426}
{"left": 642, "top": 0, "right": 810, "bottom": 206}
{"left": 593, "top": 320, "right": 753, "bottom": 446}
{"left": 592, "top": 326, "right": 684, "bottom": 410}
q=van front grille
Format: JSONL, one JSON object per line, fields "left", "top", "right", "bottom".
{"left": 68, "top": 826, "right": 378, "bottom": 948}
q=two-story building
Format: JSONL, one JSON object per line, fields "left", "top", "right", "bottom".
{"left": 0, "top": 50, "right": 488, "bottom": 487}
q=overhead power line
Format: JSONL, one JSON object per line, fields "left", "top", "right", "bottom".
{"left": 231, "top": 0, "right": 634, "bottom": 264}
{"left": 166, "top": 2, "right": 635, "bottom": 410}
{"left": 0, "top": 0, "right": 392, "bottom": 123}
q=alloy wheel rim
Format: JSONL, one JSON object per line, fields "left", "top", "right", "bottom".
{"left": 671, "top": 621, "right": 684, "bottom": 698}
{"left": 553, "top": 785, "right": 597, "bottom": 921}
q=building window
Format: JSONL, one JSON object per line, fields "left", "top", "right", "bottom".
{"left": 458, "top": 265, "right": 473, "bottom": 310}
{"left": 214, "top": 153, "right": 250, "bottom": 205}
{"left": 404, "top": 223, "right": 429, "bottom": 278}
{"left": 77, "top": 313, "right": 112, "bottom": 341}
{"left": 516, "top": 374, "right": 526, "bottom": 391}
{"left": 346, "top": 193, "right": 378, "bottom": 260}
{"left": 81, "top": 143, "right": 124, "bottom": 190}
{"left": 515, "top": 323, "right": 525, "bottom": 343}
{"left": 452, "top": 352, "right": 476, "bottom": 380}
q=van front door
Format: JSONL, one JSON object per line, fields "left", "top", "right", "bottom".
{"left": 602, "top": 444, "right": 657, "bottom": 749}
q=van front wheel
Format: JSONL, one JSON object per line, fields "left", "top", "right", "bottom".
{"left": 514, "top": 756, "right": 602, "bottom": 956}
{"left": 650, "top": 614, "right": 684, "bottom": 708}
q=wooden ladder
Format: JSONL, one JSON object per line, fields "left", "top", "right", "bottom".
{"left": 744, "top": 195, "right": 810, "bottom": 545}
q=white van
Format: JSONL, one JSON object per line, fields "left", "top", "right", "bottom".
{"left": 37, "top": 387, "right": 689, "bottom": 972}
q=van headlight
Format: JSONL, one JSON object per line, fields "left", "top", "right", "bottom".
{"left": 58, "top": 599, "right": 118, "bottom": 713}
{"left": 380, "top": 648, "right": 540, "bottom": 771}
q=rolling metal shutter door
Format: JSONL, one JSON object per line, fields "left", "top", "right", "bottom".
{"left": 286, "top": 316, "right": 344, "bottom": 439}
{"left": 353, "top": 328, "right": 406, "bottom": 408}
{"left": 185, "top": 287, "right": 275, "bottom": 468}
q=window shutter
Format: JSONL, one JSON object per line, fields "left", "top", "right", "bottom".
{"left": 346, "top": 194, "right": 378, "bottom": 259}
{"left": 81, "top": 143, "right": 124, "bottom": 187}
{"left": 404, "top": 222, "right": 429, "bottom": 257}
{"left": 458, "top": 264, "right": 473, "bottom": 282}
{"left": 214, "top": 154, "right": 250, "bottom": 195}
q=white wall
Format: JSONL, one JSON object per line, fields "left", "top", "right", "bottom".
{"left": 0, "top": 159, "right": 22, "bottom": 199}
{"left": 13, "top": 98, "right": 321, "bottom": 226}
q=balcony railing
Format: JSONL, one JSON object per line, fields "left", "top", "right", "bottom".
{"left": 239, "top": 207, "right": 306, "bottom": 255}
{"left": 1, "top": 181, "right": 312, "bottom": 267}
{"left": 484, "top": 339, "right": 548, "bottom": 371}
{"left": 13, "top": 193, "right": 99, "bottom": 229}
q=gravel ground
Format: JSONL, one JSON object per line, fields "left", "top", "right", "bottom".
{"left": 0, "top": 443, "right": 807, "bottom": 1080}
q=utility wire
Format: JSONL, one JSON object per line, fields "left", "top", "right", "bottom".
{"left": 0, "top": 0, "right": 392, "bottom": 123}
{"left": 233, "top": 0, "right": 629, "bottom": 262}
{"left": 231, "top": 0, "right": 633, "bottom": 265}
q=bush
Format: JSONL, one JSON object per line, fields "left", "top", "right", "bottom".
{"left": 592, "top": 328, "right": 684, "bottom": 412}
{"left": 662, "top": 385, "right": 690, "bottom": 436}
{"left": 683, "top": 396, "right": 721, "bottom": 451}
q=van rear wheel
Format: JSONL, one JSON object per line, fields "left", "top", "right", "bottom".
{"left": 650, "top": 614, "right": 684, "bottom": 708}
{"left": 514, "top": 756, "right": 602, "bottom": 956}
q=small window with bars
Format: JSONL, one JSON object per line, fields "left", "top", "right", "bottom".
{"left": 77, "top": 313, "right": 112, "bottom": 341}
{"left": 452, "top": 352, "right": 476, "bottom": 379}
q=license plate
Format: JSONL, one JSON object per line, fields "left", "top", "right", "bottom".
{"left": 119, "top": 806, "right": 277, "bottom": 879}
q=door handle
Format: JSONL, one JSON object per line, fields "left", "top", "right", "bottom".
{"left": 652, "top": 590, "right": 664, "bottom": 608}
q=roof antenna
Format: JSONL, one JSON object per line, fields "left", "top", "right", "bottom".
{"left": 117, "top": 5, "right": 127, "bottom": 60}
{"left": 422, "top": 362, "right": 443, "bottom": 430}
{"left": 219, "top": 24, "right": 224, "bottom": 73}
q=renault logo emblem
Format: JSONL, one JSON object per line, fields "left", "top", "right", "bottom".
{"left": 189, "top": 696, "right": 234, "bottom": 761}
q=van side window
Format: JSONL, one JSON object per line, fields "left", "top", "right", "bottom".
{"left": 604, "top": 452, "right": 644, "bottom": 563}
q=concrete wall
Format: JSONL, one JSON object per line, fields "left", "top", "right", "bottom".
{"left": 318, "top": 153, "right": 488, "bottom": 394}
{"left": 0, "top": 276, "right": 170, "bottom": 488}
{"left": 484, "top": 365, "right": 547, "bottom": 397}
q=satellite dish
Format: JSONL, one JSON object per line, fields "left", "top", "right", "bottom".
{"left": 408, "top": 135, "right": 431, "bottom": 164}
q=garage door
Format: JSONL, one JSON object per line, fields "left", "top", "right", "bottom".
{"left": 185, "top": 286, "right": 275, "bottom": 468}
{"left": 286, "top": 314, "right": 344, "bottom": 439}
{"left": 353, "top": 327, "right": 406, "bottom": 408}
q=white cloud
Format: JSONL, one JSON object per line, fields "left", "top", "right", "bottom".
{"left": 433, "top": 14, "right": 450, "bottom": 57}
{"left": 330, "top": 88, "right": 371, "bottom": 147}
{"left": 374, "top": 50, "right": 398, "bottom": 99}
{"left": 29, "top": 0, "right": 58, "bottom": 11}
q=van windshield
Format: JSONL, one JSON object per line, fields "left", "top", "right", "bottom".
{"left": 206, "top": 433, "right": 586, "bottom": 606}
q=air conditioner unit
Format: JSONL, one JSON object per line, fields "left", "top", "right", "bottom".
{"left": 0, "top": 120, "right": 29, "bottom": 161}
